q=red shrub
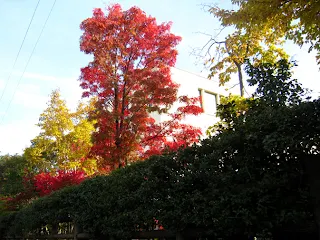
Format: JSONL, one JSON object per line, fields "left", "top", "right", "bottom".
{"left": 34, "top": 170, "right": 86, "bottom": 196}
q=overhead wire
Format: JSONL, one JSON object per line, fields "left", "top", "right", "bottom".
{"left": 173, "top": 66, "right": 235, "bottom": 89}
{"left": 0, "top": 0, "right": 57, "bottom": 125}
{"left": 0, "top": 0, "right": 41, "bottom": 104}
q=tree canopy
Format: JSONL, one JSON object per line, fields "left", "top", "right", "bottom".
{"left": 24, "top": 89, "right": 96, "bottom": 174}
{"left": 0, "top": 155, "right": 28, "bottom": 197}
{"left": 211, "top": 0, "right": 320, "bottom": 64}
{"left": 203, "top": 27, "right": 288, "bottom": 96}
{"left": 79, "top": 4, "right": 202, "bottom": 171}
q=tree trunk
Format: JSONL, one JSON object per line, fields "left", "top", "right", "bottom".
{"left": 235, "top": 62, "right": 244, "bottom": 97}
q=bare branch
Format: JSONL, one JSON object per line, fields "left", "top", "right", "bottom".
{"left": 198, "top": 2, "right": 217, "bottom": 12}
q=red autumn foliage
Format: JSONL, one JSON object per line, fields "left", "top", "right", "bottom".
{"left": 2, "top": 170, "right": 86, "bottom": 211}
{"left": 79, "top": 4, "right": 203, "bottom": 171}
{"left": 2, "top": 173, "right": 37, "bottom": 211}
{"left": 34, "top": 170, "right": 86, "bottom": 196}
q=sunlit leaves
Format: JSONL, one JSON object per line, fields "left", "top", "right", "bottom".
{"left": 24, "top": 90, "right": 97, "bottom": 174}
{"left": 205, "top": 27, "right": 288, "bottom": 96}
{"left": 80, "top": 4, "right": 202, "bottom": 171}
{"left": 212, "top": 0, "right": 320, "bottom": 65}
{"left": 33, "top": 170, "right": 86, "bottom": 196}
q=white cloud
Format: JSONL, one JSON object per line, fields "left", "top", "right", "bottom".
{"left": 0, "top": 72, "right": 84, "bottom": 154}
{"left": 0, "top": 120, "right": 40, "bottom": 155}
{"left": 10, "top": 72, "right": 84, "bottom": 110}
{"left": 177, "top": 32, "right": 209, "bottom": 53}
{"left": 13, "top": 89, "right": 48, "bottom": 110}
{"left": 18, "top": 82, "right": 41, "bottom": 93}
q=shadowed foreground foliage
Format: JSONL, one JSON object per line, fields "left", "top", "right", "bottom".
{"left": 1, "top": 96, "right": 319, "bottom": 239}
{"left": 1, "top": 60, "right": 319, "bottom": 239}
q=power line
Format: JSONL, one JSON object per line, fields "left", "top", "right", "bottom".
{"left": 0, "top": 0, "right": 57, "bottom": 125}
{"left": 172, "top": 66, "right": 235, "bottom": 88}
{"left": 0, "top": 0, "right": 41, "bottom": 104}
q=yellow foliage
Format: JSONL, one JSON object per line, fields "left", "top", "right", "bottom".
{"left": 24, "top": 90, "right": 97, "bottom": 175}
{"left": 211, "top": 0, "right": 320, "bottom": 64}
{"left": 207, "top": 28, "right": 288, "bottom": 96}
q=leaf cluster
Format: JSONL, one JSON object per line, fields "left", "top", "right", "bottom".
{"left": 79, "top": 5, "right": 202, "bottom": 169}
{"left": 24, "top": 90, "right": 96, "bottom": 174}
{"left": 212, "top": 0, "right": 320, "bottom": 65}
{"left": 0, "top": 155, "right": 28, "bottom": 196}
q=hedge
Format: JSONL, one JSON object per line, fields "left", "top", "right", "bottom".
{"left": 1, "top": 100, "right": 320, "bottom": 239}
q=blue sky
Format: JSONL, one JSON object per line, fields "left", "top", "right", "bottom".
{"left": 0, "top": 0, "right": 319, "bottom": 154}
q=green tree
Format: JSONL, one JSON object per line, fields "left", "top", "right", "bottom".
{"left": 24, "top": 90, "right": 97, "bottom": 174}
{"left": 0, "top": 154, "right": 28, "bottom": 196}
{"left": 208, "top": 59, "right": 309, "bottom": 135}
{"left": 203, "top": 59, "right": 317, "bottom": 238}
{"left": 245, "top": 59, "right": 309, "bottom": 107}
{"left": 206, "top": 94, "right": 252, "bottom": 135}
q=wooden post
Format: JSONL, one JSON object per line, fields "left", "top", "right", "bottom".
{"left": 176, "top": 232, "right": 184, "bottom": 240}
{"left": 96, "top": 234, "right": 114, "bottom": 240}
{"left": 51, "top": 223, "right": 58, "bottom": 235}
{"left": 73, "top": 224, "right": 78, "bottom": 240}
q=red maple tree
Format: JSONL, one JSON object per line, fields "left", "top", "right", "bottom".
{"left": 79, "top": 4, "right": 203, "bottom": 171}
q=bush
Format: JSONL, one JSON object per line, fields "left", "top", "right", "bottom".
{"left": 1, "top": 99, "right": 319, "bottom": 239}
